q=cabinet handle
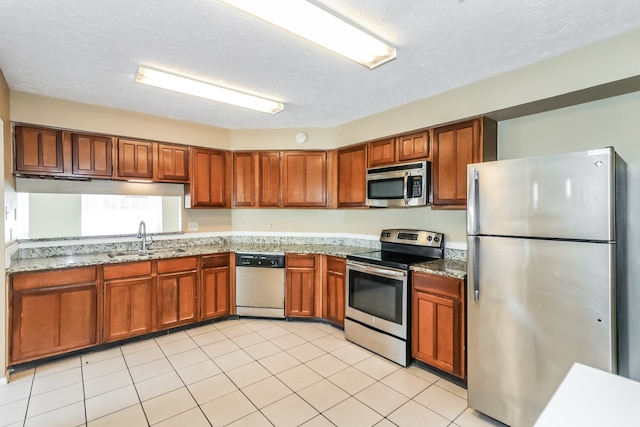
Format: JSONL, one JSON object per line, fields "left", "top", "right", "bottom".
{"left": 468, "top": 236, "right": 480, "bottom": 302}
{"left": 467, "top": 168, "right": 480, "bottom": 235}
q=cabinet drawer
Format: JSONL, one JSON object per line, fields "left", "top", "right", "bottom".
{"left": 413, "top": 272, "right": 462, "bottom": 299}
{"left": 12, "top": 267, "right": 97, "bottom": 291}
{"left": 201, "top": 254, "right": 229, "bottom": 269}
{"left": 287, "top": 254, "right": 315, "bottom": 268}
{"left": 326, "top": 256, "right": 345, "bottom": 274}
{"left": 103, "top": 261, "right": 152, "bottom": 280}
{"left": 157, "top": 257, "right": 197, "bottom": 273}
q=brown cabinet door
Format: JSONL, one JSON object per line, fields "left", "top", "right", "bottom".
{"left": 233, "top": 152, "right": 257, "bottom": 207}
{"left": 14, "top": 126, "right": 64, "bottom": 174}
{"left": 282, "top": 151, "right": 327, "bottom": 207}
{"left": 189, "top": 148, "right": 229, "bottom": 208}
{"left": 259, "top": 151, "right": 281, "bottom": 207}
{"left": 367, "top": 137, "right": 395, "bottom": 167}
{"left": 286, "top": 254, "right": 317, "bottom": 317}
{"left": 323, "top": 256, "right": 346, "bottom": 326}
{"left": 11, "top": 283, "right": 97, "bottom": 363}
{"left": 337, "top": 144, "right": 367, "bottom": 207}
{"left": 397, "top": 131, "right": 430, "bottom": 162}
{"left": 201, "top": 266, "right": 230, "bottom": 320}
{"left": 72, "top": 133, "right": 114, "bottom": 178}
{"left": 432, "top": 120, "right": 479, "bottom": 207}
{"left": 104, "top": 277, "right": 154, "bottom": 342}
{"left": 412, "top": 272, "right": 465, "bottom": 378}
{"left": 117, "top": 139, "right": 154, "bottom": 179}
{"left": 156, "top": 143, "right": 189, "bottom": 182}
{"left": 157, "top": 271, "right": 198, "bottom": 329}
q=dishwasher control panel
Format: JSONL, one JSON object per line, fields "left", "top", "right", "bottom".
{"left": 236, "top": 253, "right": 285, "bottom": 268}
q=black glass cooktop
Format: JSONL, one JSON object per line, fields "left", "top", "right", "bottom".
{"left": 347, "top": 250, "right": 440, "bottom": 270}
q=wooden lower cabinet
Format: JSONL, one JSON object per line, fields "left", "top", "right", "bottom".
{"left": 103, "top": 261, "right": 154, "bottom": 343}
{"left": 201, "top": 254, "right": 231, "bottom": 320}
{"left": 286, "top": 254, "right": 319, "bottom": 317}
{"left": 156, "top": 257, "right": 198, "bottom": 330}
{"left": 323, "top": 256, "right": 346, "bottom": 326}
{"left": 412, "top": 272, "right": 465, "bottom": 378}
{"left": 10, "top": 267, "right": 98, "bottom": 364}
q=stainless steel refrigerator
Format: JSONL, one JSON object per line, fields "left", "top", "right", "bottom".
{"left": 466, "top": 147, "right": 627, "bottom": 427}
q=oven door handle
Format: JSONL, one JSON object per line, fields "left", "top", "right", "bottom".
{"left": 347, "top": 261, "right": 407, "bottom": 278}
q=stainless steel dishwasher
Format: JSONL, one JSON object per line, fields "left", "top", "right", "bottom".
{"left": 235, "top": 252, "right": 286, "bottom": 318}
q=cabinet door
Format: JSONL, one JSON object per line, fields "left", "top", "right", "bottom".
{"left": 397, "top": 131, "right": 430, "bottom": 162}
{"left": 282, "top": 151, "right": 327, "bottom": 207}
{"left": 367, "top": 137, "right": 395, "bottom": 167}
{"left": 323, "top": 256, "right": 346, "bottom": 326}
{"left": 157, "top": 143, "right": 189, "bottom": 182}
{"left": 104, "top": 277, "right": 154, "bottom": 342}
{"left": 286, "top": 254, "right": 317, "bottom": 317}
{"left": 11, "top": 284, "right": 97, "bottom": 363}
{"left": 189, "top": 148, "right": 229, "bottom": 208}
{"left": 202, "top": 266, "right": 230, "bottom": 319}
{"left": 117, "top": 139, "right": 154, "bottom": 179}
{"left": 72, "top": 133, "right": 114, "bottom": 178}
{"left": 337, "top": 145, "right": 367, "bottom": 207}
{"left": 157, "top": 271, "right": 198, "bottom": 329}
{"left": 14, "top": 126, "right": 64, "bottom": 174}
{"left": 259, "top": 151, "right": 281, "bottom": 207}
{"left": 233, "top": 152, "right": 257, "bottom": 207}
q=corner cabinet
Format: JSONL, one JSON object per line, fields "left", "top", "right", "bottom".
{"left": 323, "top": 256, "right": 346, "bottom": 327}
{"left": 187, "top": 147, "right": 231, "bottom": 208}
{"left": 412, "top": 271, "right": 466, "bottom": 378}
{"left": 10, "top": 267, "right": 99, "bottom": 364}
{"left": 286, "top": 254, "right": 320, "bottom": 317}
{"left": 282, "top": 151, "right": 327, "bottom": 207}
{"left": 337, "top": 144, "right": 367, "bottom": 208}
{"left": 432, "top": 117, "right": 496, "bottom": 208}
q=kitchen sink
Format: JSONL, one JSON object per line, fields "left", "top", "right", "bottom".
{"left": 106, "top": 248, "right": 187, "bottom": 258}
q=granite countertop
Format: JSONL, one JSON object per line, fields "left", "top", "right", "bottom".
{"left": 6, "top": 243, "right": 371, "bottom": 274}
{"left": 411, "top": 258, "right": 467, "bottom": 279}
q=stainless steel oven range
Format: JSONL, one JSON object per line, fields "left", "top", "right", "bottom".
{"left": 345, "top": 229, "right": 444, "bottom": 366}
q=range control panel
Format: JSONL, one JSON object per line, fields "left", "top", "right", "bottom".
{"left": 380, "top": 229, "right": 444, "bottom": 248}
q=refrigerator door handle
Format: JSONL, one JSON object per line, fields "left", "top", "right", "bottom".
{"left": 467, "top": 168, "right": 480, "bottom": 235}
{"left": 468, "top": 236, "right": 480, "bottom": 302}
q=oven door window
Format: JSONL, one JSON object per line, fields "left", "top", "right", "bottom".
{"left": 367, "top": 178, "right": 405, "bottom": 200}
{"left": 348, "top": 270, "right": 403, "bottom": 324}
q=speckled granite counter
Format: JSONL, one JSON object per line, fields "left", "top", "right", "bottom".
{"left": 7, "top": 234, "right": 467, "bottom": 279}
{"left": 411, "top": 258, "right": 467, "bottom": 279}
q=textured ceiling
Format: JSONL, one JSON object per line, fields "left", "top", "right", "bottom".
{"left": 1, "top": 0, "right": 639, "bottom": 129}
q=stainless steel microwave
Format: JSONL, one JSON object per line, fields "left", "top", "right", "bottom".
{"left": 366, "top": 161, "right": 430, "bottom": 207}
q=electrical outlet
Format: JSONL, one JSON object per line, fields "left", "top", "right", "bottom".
{"left": 187, "top": 221, "right": 198, "bottom": 231}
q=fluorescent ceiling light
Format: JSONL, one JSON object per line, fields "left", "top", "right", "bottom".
{"left": 134, "top": 66, "right": 284, "bottom": 115}
{"left": 220, "top": 0, "right": 396, "bottom": 69}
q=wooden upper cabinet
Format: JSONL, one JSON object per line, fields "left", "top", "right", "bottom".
{"left": 233, "top": 152, "right": 257, "bottom": 207}
{"left": 367, "top": 137, "right": 395, "bottom": 167}
{"left": 282, "top": 151, "right": 327, "bottom": 207}
{"left": 156, "top": 143, "right": 189, "bottom": 183}
{"left": 397, "top": 131, "right": 430, "bottom": 162}
{"left": 14, "top": 125, "right": 64, "bottom": 174}
{"left": 117, "top": 138, "right": 154, "bottom": 179}
{"left": 188, "top": 147, "right": 231, "bottom": 208}
{"left": 71, "top": 133, "right": 114, "bottom": 178}
{"left": 432, "top": 117, "right": 497, "bottom": 208}
{"left": 259, "top": 151, "right": 281, "bottom": 207}
{"left": 337, "top": 144, "right": 367, "bottom": 207}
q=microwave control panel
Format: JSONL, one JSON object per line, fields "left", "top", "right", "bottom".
{"left": 408, "top": 175, "right": 423, "bottom": 197}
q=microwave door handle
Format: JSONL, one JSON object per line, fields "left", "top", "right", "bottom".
{"left": 404, "top": 173, "right": 409, "bottom": 205}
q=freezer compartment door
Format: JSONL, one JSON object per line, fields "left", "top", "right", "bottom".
{"left": 467, "top": 147, "right": 615, "bottom": 241}
{"left": 466, "top": 236, "right": 615, "bottom": 427}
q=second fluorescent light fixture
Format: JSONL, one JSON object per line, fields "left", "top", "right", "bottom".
{"left": 220, "top": 0, "right": 396, "bottom": 69}
{"left": 134, "top": 66, "right": 284, "bottom": 115}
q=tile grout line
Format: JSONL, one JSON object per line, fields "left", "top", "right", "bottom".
{"left": 119, "top": 344, "right": 151, "bottom": 427}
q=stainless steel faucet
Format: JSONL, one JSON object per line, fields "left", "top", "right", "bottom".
{"left": 137, "top": 220, "right": 149, "bottom": 251}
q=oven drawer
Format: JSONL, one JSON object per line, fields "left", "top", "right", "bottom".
{"left": 413, "top": 272, "right": 462, "bottom": 299}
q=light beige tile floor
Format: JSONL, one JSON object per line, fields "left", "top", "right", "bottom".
{"left": 0, "top": 318, "right": 507, "bottom": 427}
